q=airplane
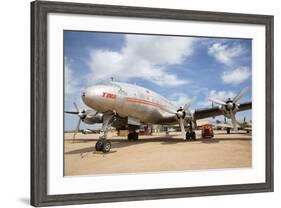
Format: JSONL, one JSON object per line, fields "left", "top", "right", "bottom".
{"left": 238, "top": 117, "right": 252, "bottom": 133}
{"left": 213, "top": 117, "right": 252, "bottom": 134}
{"left": 65, "top": 81, "right": 252, "bottom": 153}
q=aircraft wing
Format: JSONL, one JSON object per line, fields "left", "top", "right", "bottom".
{"left": 193, "top": 101, "right": 252, "bottom": 120}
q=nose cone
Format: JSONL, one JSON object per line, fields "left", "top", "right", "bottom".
{"left": 81, "top": 85, "right": 116, "bottom": 112}
{"left": 82, "top": 86, "right": 103, "bottom": 107}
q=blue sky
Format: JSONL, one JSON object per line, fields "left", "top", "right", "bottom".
{"left": 64, "top": 31, "right": 252, "bottom": 131}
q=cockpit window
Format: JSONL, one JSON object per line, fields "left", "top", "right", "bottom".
{"left": 118, "top": 88, "right": 127, "bottom": 95}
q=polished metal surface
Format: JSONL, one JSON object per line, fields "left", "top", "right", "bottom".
{"left": 82, "top": 81, "right": 178, "bottom": 125}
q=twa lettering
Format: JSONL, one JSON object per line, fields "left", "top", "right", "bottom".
{"left": 102, "top": 92, "right": 116, "bottom": 99}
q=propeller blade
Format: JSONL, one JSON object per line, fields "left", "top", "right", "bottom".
{"left": 73, "top": 102, "right": 79, "bottom": 112}
{"left": 73, "top": 118, "right": 81, "bottom": 140}
{"left": 208, "top": 97, "right": 227, "bottom": 106}
{"left": 179, "top": 118, "right": 186, "bottom": 140}
{"left": 64, "top": 111, "right": 79, "bottom": 115}
{"left": 233, "top": 87, "right": 249, "bottom": 103}
{"left": 230, "top": 110, "right": 238, "bottom": 131}
{"left": 183, "top": 96, "right": 196, "bottom": 111}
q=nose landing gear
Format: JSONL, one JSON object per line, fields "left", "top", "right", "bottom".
{"left": 95, "top": 114, "right": 115, "bottom": 153}
{"left": 95, "top": 138, "right": 111, "bottom": 153}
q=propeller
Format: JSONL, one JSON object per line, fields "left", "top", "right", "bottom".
{"left": 161, "top": 97, "right": 196, "bottom": 140}
{"left": 208, "top": 97, "right": 227, "bottom": 106}
{"left": 65, "top": 102, "right": 88, "bottom": 140}
{"left": 233, "top": 87, "right": 249, "bottom": 103}
{"left": 208, "top": 87, "right": 249, "bottom": 131}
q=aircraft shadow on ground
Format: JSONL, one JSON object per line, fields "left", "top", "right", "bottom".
{"left": 65, "top": 146, "right": 96, "bottom": 155}
{"left": 65, "top": 136, "right": 251, "bottom": 155}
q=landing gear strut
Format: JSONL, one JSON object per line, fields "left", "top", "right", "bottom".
{"left": 95, "top": 114, "right": 115, "bottom": 153}
{"left": 185, "top": 121, "right": 196, "bottom": 141}
{"left": 128, "top": 131, "right": 138, "bottom": 141}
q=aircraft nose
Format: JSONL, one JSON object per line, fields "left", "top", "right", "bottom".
{"left": 82, "top": 87, "right": 95, "bottom": 101}
{"left": 81, "top": 85, "right": 116, "bottom": 112}
{"left": 81, "top": 86, "right": 103, "bottom": 107}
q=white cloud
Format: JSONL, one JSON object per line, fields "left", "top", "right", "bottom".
{"left": 170, "top": 93, "right": 193, "bottom": 108}
{"left": 88, "top": 35, "right": 195, "bottom": 86}
{"left": 199, "top": 90, "right": 236, "bottom": 107}
{"left": 65, "top": 58, "right": 78, "bottom": 95}
{"left": 222, "top": 66, "right": 251, "bottom": 85}
{"left": 209, "top": 90, "right": 236, "bottom": 101}
{"left": 208, "top": 42, "right": 244, "bottom": 66}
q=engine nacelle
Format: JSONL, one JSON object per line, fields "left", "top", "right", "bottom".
{"left": 83, "top": 112, "right": 103, "bottom": 124}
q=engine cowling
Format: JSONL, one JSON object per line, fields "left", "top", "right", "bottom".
{"left": 83, "top": 112, "right": 103, "bottom": 124}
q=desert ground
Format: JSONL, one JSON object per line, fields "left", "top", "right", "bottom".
{"left": 64, "top": 130, "right": 251, "bottom": 176}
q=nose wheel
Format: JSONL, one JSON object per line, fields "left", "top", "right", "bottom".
{"left": 95, "top": 138, "right": 111, "bottom": 153}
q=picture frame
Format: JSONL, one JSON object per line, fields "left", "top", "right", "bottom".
{"left": 31, "top": 0, "right": 274, "bottom": 207}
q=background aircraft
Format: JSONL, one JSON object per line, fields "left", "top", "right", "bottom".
{"left": 213, "top": 117, "right": 252, "bottom": 134}
{"left": 65, "top": 81, "right": 252, "bottom": 152}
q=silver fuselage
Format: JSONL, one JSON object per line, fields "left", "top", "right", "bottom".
{"left": 82, "top": 82, "right": 180, "bottom": 125}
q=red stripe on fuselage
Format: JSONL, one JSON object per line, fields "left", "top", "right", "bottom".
{"left": 125, "top": 97, "right": 161, "bottom": 108}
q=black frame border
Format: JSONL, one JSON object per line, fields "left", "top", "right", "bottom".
{"left": 31, "top": 1, "right": 274, "bottom": 206}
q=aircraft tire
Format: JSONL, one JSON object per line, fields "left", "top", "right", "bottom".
{"left": 185, "top": 132, "right": 191, "bottom": 140}
{"left": 102, "top": 140, "right": 111, "bottom": 153}
{"left": 128, "top": 133, "right": 133, "bottom": 140}
{"left": 227, "top": 128, "right": 230, "bottom": 134}
{"left": 95, "top": 139, "right": 104, "bottom": 151}
{"left": 133, "top": 132, "right": 139, "bottom": 141}
{"left": 128, "top": 132, "right": 138, "bottom": 141}
{"left": 191, "top": 132, "right": 196, "bottom": 140}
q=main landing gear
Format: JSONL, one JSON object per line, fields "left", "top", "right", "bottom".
{"left": 186, "top": 131, "right": 196, "bottom": 140}
{"left": 127, "top": 131, "right": 139, "bottom": 141}
{"left": 226, "top": 128, "right": 231, "bottom": 134}
{"left": 95, "top": 114, "right": 115, "bottom": 153}
{"left": 185, "top": 121, "right": 196, "bottom": 141}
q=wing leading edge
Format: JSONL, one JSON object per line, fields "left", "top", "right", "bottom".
{"left": 193, "top": 101, "right": 252, "bottom": 120}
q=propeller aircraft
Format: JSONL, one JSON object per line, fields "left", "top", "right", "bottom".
{"left": 213, "top": 117, "right": 252, "bottom": 134}
{"left": 65, "top": 81, "right": 252, "bottom": 153}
